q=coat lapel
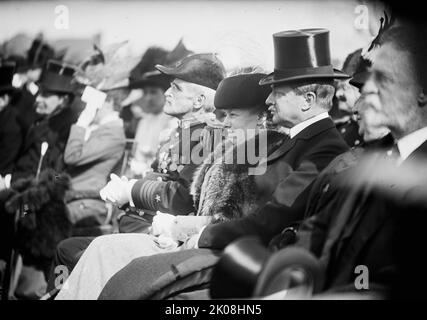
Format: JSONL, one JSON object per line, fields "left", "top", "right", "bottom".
{"left": 267, "top": 118, "right": 336, "bottom": 162}
{"left": 404, "top": 140, "right": 427, "bottom": 162}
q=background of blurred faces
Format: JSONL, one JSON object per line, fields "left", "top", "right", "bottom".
{"left": 0, "top": 0, "right": 380, "bottom": 73}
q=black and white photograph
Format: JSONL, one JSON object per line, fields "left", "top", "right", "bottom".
{"left": 0, "top": 0, "right": 426, "bottom": 306}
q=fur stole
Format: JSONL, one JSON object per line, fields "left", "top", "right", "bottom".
{"left": 191, "top": 129, "right": 285, "bottom": 223}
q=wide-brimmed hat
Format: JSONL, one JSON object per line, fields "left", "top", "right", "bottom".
{"left": 214, "top": 73, "right": 270, "bottom": 110}
{"left": 155, "top": 53, "right": 226, "bottom": 90}
{"left": 0, "top": 60, "right": 16, "bottom": 94}
{"left": 259, "top": 29, "right": 350, "bottom": 86}
{"left": 37, "top": 60, "right": 77, "bottom": 94}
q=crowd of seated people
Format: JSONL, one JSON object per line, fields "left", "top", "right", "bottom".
{"left": 1, "top": 3, "right": 427, "bottom": 300}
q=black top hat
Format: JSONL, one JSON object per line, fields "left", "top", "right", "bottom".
{"left": 37, "top": 60, "right": 77, "bottom": 94}
{"left": 259, "top": 29, "right": 350, "bottom": 86}
{"left": 0, "top": 60, "right": 16, "bottom": 94}
{"left": 155, "top": 53, "right": 226, "bottom": 90}
{"left": 215, "top": 73, "right": 270, "bottom": 110}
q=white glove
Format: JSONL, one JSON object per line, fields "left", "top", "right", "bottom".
{"left": 0, "top": 174, "right": 11, "bottom": 191}
{"left": 99, "top": 174, "right": 135, "bottom": 207}
{"left": 151, "top": 212, "right": 177, "bottom": 238}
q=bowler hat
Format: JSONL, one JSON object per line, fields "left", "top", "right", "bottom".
{"left": 259, "top": 29, "right": 350, "bottom": 86}
{"left": 0, "top": 60, "right": 16, "bottom": 94}
{"left": 214, "top": 73, "right": 270, "bottom": 110}
{"left": 37, "top": 60, "right": 77, "bottom": 94}
{"left": 155, "top": 53, "right": 226, "bottom": 90}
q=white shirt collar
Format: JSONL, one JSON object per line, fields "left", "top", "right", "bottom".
{"left": 397, "top": 126, "right": 427, "bottom": 161}
{"left": 289, "top": 112, "right": 330, "bottom": 139}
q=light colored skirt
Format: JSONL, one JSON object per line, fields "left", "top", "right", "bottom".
{"left": 55, "top": 233, "right": 179, "bottom": 300}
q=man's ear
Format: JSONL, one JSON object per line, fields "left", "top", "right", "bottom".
{"left": 193, "top": 94, "right": 206, "bottom": 110}
{"left": 302, "top": 92, "right": 316, "bottom": 111}
{"left": 417, "top": 89, "right": 427, "bottom": 107}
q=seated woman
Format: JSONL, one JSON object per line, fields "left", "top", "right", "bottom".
{"left": 54, "top": 70, "right": 286, "bottom": 299}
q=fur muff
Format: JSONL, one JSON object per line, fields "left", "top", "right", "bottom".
{"left": 191, "top": 129, "right": 285, "bottom": 223}
{"left": 4, "top": 169, "right": 72, "bottom": 274}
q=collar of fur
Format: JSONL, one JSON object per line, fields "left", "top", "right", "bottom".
{"left": 191, "top": 129, "right": 285, "bottom": 222}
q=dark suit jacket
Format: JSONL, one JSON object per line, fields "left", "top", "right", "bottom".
{"left": 0, "top": 106, "right": 23, "bottom": 175}
{"left": 298, "top": 138, "right": 426, "bottom": 292}
{"left": 12, "top": 106, "right": 79, "bottom": 183}
{"left": 198, "top": 117, "right": 349, "bottom": 250}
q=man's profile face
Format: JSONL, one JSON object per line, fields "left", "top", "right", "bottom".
{"left": 35, "top": 90, "right": 65, "bottom": 115}
{"left": 163, "top": 79, "right": 197, "bottom": 117}
{"left": 266, "top": 84, "right": 306, "bottom": 128}
{"left": 141, "top": 86, "right": 166, "bottom": 114}
{"left": 362, "top": 43, "right": 420, "bottom": 132}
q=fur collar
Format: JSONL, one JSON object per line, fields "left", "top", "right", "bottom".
{"left": 191, "top": 129, "right": 285, "bottom": 223}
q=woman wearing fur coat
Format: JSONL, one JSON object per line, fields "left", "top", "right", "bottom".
{"left": 54, "top": 71, "right": 286, "bottom": 300}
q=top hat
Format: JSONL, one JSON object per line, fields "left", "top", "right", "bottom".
{"left": 210, "top": 236, "right": 325, "bottom": 299}
{"left": 37, "top": 60, "right": 77, "bottom": 94}
{"left": 155, "top": 53, "right": 226, "bottom": 90}
{"left": 259, "top": 29, "right": 350, "bottom": 86}
{"left": 0, "top": 60, "right": 16, "bottom": 94}
{"left": 214, "top": 73, "right": 270, "bottom": 110}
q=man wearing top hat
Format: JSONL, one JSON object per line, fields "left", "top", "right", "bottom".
{"left": 0, "top": 60, "right": 23, "bottom": 177}
{"left": 53, "top": 68, "right": 281, "bottom": 300}
{"left": 11, "top": 60, "right": 79, "bottom": 183}
{"left": 195, "top": 29, "right": 350, "bottom": 250}
{"left": 94, "top": 29, "right": 352, "bottom": 301}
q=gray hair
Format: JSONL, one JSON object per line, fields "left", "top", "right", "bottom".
{"left": 293, "top": 81, "right": 336, "bottom": 111}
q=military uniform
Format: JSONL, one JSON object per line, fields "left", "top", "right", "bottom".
{"left": 129, "top": 113, "right": 222, "bottom": 218}
{"left": 335, "top": 116, "right": 363, "bottom": 149}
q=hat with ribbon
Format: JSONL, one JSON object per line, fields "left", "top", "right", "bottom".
{"left": 37, "top": 60, "right": 77, "bottom": 94}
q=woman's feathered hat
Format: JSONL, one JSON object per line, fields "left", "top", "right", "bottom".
{"left": 74, "top": 41, "right": 139, "bottom": 92}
